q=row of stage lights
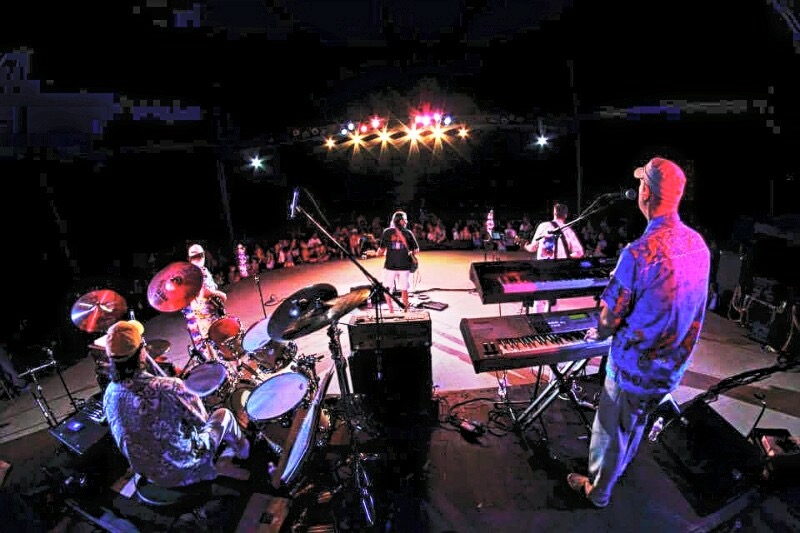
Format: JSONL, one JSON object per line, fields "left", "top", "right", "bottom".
{"left": 325, "top": 112, "right": 469, "bottom": 150}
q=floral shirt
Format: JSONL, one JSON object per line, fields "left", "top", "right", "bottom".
{"left": 103, "top": 371, "right": 217, "bottom": 487}
{"left": 600, "top": 213, "right": 710, "bottom": 395}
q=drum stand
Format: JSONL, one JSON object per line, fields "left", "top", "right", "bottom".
{"left": 325, "top": 321, "right": 377, "bottom": 528}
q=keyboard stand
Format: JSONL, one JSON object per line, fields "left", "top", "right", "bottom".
{"left": 514, "top": 358, "right": 594, "bottom": 435}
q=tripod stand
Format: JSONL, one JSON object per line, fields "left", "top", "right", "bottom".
{"left": 19, "top": 350, "right": 83, "bottom": 427}
{"left": 325, "top": 320, "right": 377, "bottom": 527}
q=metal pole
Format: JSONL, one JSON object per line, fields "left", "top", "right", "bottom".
{"left": 568, "top": 60, "right": 582, "bottom": 211}
{"left": 217, "top": 159, "right": 235, "bottom": 244}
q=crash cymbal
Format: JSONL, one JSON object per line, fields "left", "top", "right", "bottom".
{"left": 147, "top": 261, "right": 203, "bottom": 313}
{"left": 145, "top": 339, "right": 171, "bottom": 358}
{"left": 71, "top": 290, "right": 128, "bottom": 333}
{"left": 267, "top": 283, "right": 338, "bottom": 342}
{"left": 281, "top": 287, "right": 370, "bottom": 341}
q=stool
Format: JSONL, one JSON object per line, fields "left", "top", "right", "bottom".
{"left": 134, "top": 475, "right": 237, "bottom": 531}
{"left": 134, "top": 475, "right": 212, "bottom": 508}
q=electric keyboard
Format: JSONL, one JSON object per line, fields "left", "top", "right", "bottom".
{"left": 460, "top": 307, "right": 611, "bottom": 373}
{"left": 469, "top": 257, "right": 615, "bottom": 304}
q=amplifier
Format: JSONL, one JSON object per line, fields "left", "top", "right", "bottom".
{"left": 349, "top": 345, "right": 434, "bottom": 424}
{"left": 347, "top": 311, "right": 432, "bottom": 351}
{"left": 49, "top": 407, "right": 110, "bottom": 456}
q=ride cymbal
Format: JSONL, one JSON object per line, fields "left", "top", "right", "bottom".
{"left": 267, "top": 283, "right": 338, "bottom": 341}
{"left": 70, "top": 290, "right": 128, "bottom": 333}
{"left": 281, "top": 287, "right": 370, "bottom": 341}
{"left": 147, "top": 261, "right": 203, "bottom": 313}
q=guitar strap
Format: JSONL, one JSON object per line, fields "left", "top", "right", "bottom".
{"left": 394, "top": 227, "right": 417, "bottom": 265}
{"left": 550, "top": 221, "right": 571, "bottom": 257}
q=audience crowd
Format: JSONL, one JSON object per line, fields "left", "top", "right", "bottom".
{"left": 132, "top": 209, "right": 642, "bottom": 297}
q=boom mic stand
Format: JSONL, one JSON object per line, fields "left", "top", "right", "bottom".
{"left": 288, "top": 191, "right": 383, "bottom": 527}
{"left": 18, "top": 348, "right": 83, "bottom": 427}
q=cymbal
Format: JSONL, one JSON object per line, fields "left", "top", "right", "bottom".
{"left": 267, "top": 283, "right": 338, "bottom": 342}
{"left": 71, "top": 290, "right": 128, "bottom": 333}
{"left": 145, "top": 339, "right": 171, "bottom": 358}
{"left": 281, "top": 287, "right": 370, "bottom": 341}
{"left": 147, "top": 261, "right": 203, "bottom": 313}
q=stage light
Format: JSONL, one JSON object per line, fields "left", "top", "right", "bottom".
{"left": 458, "top": 127, "right": 469, "bottom": 138}
{"left": 377, "top": 128, "right": 392, "bottom": 143}
{"left": 347, "top": 122, "right": 355, "bottom": 131}
{"left": 360, "top": 124, "right": 368, "bottom": 133}
{"left": 248, "top": 155, "right": 265, "bottom": 171}
{"left": 370, "top": 117, "right": 381, "bottom": 129}
{"left": 536, "top": 135, "right": 549, "bottom": 147}
{"left": 443, "top": 115, "right": 452, "bottom": 125}
{"left": 326, "top": 138, "right": 336, "bottom": 149}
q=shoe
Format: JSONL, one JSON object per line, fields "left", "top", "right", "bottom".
{"left": 566, "top": 473, "right": 608, "bottom": 508}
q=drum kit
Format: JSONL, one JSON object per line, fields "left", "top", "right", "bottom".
{"left": 68, "top": 256, "right": 377, "bottom": 523}
{"left": 141, "top": 262, "right": 374, "bottom": 467}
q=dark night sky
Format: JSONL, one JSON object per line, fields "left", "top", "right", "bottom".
{"left": 3, "top": 0, "right": 800, "bottom": 340}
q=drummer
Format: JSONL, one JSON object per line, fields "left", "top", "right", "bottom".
{"left": 182, "top": 243, "right": 227, "bottom": 361}
{"left": 102, "top": 320, "right": 251, "bottom": 487}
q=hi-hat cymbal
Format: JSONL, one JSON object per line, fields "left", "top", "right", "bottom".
{"left": 267, "top": 283, "right": 338, "bottom": 342}
{"left": 281, "top": 287, "right": 370, "bottom": 341}
{"left": 147, "top": 261, "right": 203, "bottom": 313}
{"left": 71, "top": 290, "right": 128, "bottom": 333}
{"left": 145, "top": 339, "right": 171, "bottom": 358}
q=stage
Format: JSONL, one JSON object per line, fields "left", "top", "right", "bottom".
{"left": 0, "top": 249, "right": 798, "bottom": 531}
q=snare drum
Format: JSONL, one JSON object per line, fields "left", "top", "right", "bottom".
{"left": 242, "top": 318, "right": 296, "bottom": 372}
{"left": 208, "top": 315, "right": 245, "bottom": 361}
{"left": 183, "top": 361, "right": 230, "bottom": 399}
{"left": 250, "top": 341, "right": 296, "bottom": 373}
{"left": 245, "top": 372, "right": 312, "bottom": 422}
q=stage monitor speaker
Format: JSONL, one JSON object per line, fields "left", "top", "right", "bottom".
{"left": 349, "top": 345, "right": 433, "bottom": 425}
{"left": 656, "top": 400, "right": 764, "bottom": 515}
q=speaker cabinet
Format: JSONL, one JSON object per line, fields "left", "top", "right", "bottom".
{"left": 349, "top": 346, "right": 433, "bottom": 424}
{"left": 657, "top": 400, "right": 764, "bottom": 515}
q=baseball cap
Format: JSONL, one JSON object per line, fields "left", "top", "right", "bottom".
{"left": 188, "top": 243, "right": 204, "bottom": 258}
{"left": 634, "top": 157, "right": 686, "bottom": 206}
{"left": 105, "top": 320, "right": 145, "bottom": 361}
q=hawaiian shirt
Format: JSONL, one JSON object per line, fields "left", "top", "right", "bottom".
{"left": 103, "top": 370, "right": 217, "bottom": 487}
{"left": 600, "top": 213, "right": 710, "bottom": 395}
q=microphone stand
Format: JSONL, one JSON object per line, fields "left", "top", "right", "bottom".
{"left": 19, "top": 355, "right": 61, "bottom": 427}
{"left": 290, "top": 199, "right": 381, "bottom": 528}
{"left": 294, "top": 205, "right": 403, "bottom": 314}
{"left": 253, "top": 272, "right": 269, "bottom": 320}
{"left": 533, "top": 193, "right": 624, "bottom": 400}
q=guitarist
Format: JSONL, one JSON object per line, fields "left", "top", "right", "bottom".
{"left": 184, "top": 243, "right": 228, "bottom": 361}
{"left": 377, "top": 210, "right": 419, "bottom": 313}
{"left": 520, "top": 202, "right": 585, "bottom": 313}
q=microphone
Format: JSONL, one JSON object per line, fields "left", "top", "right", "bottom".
{"left": 288, "top": 187, "right": 300, "bottom": 220}
{"left": 604, "top": 188, "right": 637, "bottom": 201}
